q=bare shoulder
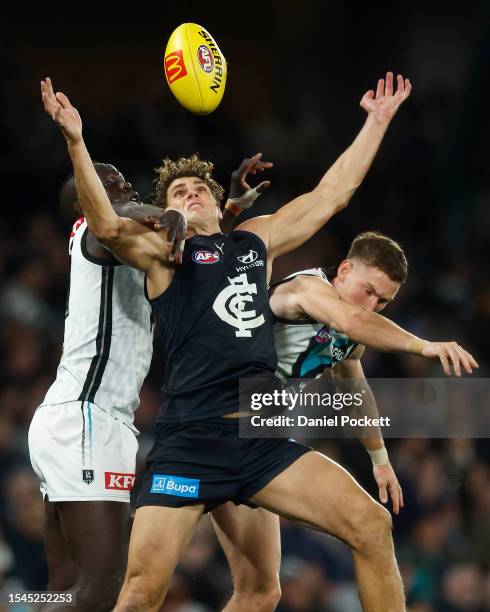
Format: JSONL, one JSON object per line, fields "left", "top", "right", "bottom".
{"left": 235, "top": 215, "right": 272, "bottom": 249}
{"left": 272, "top": 273, "right": 336, "bottom": 297}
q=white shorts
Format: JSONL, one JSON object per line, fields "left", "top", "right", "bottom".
{"left": 28, "top": 401, "right": 138, "bottom": 503}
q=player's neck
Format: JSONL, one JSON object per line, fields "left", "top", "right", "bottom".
{"left": 186, "top": 219, "right": 221, "bottom": 238}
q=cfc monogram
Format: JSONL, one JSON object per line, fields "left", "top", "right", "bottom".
{"left": 213, "top": 273, "right": 265, "bottom": 337}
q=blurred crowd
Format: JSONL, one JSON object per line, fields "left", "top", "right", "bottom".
{"left": 1, "top": 2, "right": 489, "bottom": 610}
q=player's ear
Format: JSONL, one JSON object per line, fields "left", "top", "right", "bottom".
{"left": 337, "top": 259, "right": 352, "bottom": 281}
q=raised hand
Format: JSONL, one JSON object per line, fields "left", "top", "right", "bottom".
{"left": 373, "top": 462, "right": 404, "bottom": 515}
{"left": 229, "top": 153, "right": 273, "bottom": 203}
{"left": 421, "top": 341, "right": 479, "bottom": 376}
{"left": 360, "top": 72, "right": 411, "bottom": 125}
{"left": 146, "top": 209, "right": 187, "bottom": 264}
{"left": 40, "top": 77, "right": 82, "bottom": 144}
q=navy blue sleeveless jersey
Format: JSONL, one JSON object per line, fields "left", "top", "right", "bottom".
{"left": 148, "top": 230, "right": 278, "bottom": 423}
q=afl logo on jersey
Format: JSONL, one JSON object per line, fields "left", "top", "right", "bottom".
{"left": 192, "top": 250, "right": 220, "bottom": 264}
{"left": 237, "top": 250, "right": 258, "bottom": 264}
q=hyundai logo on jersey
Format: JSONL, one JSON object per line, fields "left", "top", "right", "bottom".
{"left": 192, "top": 250, "right": 220, "bottom": 264}
{"left": 237, "top": 250, "right": 258, "bottom": 264}
{"left": 151, "top": 474, "right": 200, "bottom": 498}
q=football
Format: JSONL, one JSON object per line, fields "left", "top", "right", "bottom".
{"left": 164, "top": 23, "right": 227, "bottom": 115}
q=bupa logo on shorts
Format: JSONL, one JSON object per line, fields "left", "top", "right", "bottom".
{"left": 237, "top": 250, "right": 258, "bottom": 264}
{"left": 151, "top": 474, "right": 200, "bottom": 498}
{"left": 105, "top": 472, "right": 135, "bottom": 491}
{"left": 192, "top": 250, "right": 220, "bottom": 264}
{"left": 315, "top": 326, "right": 333, "bottom": 344}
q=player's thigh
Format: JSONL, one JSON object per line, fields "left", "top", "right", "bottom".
{"left": 56, "top": 500, "right": 131, "bottom": 579}
{"left": 249, "top": 450, "right": 385, "bottom": 547}
{"left": 126, "top": 505, "right": 205, "bottom": 584}
{"left": 211, "top": 502, "right": 281, "bottom": 582}
{"left": 44, "top": 499, "right": 76, "bottom": 591}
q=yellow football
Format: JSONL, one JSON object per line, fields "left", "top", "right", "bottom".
{"left": 164, "top": 23, "right": 227, "bottom": 115}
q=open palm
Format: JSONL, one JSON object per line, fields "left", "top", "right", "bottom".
{"left": 360, "top": 72, "right": 411, "bottom": 124}
{"left": 41, "top": 77, "right": 82, "bottom": 144}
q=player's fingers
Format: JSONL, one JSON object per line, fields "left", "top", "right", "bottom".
{"left": 456, "top": 346, "right": 474, "bottom": 374}
{"left": 466, "top": 351, "right": 479, "bottom": 369}
{"left": 378, "top": 481, "right": 388, "bottom": 505}
{"left": 399, "top": 484, "right": 404, "bottom": 509}
{"left": 396, "top": 74, "right": 404, "bottom": 95}
{"left": 389, "top": 481, "right": 400, "bottom": 515}
{"left": 404, "top": 79, "right": 412, "bottom": 97}
{"left": 45, "top": 77, "right": 55, "bottom": 96}
{"left": 385, "top": 71, "right": 394, "bottom": 96}
{"left": 255, "top": 161, "right": 273, "bottom": 171}
{"left": 256, "top": 180, "right": 271, "bottom": 193}
{"left": 55, "top": 91, "right": 72, "bottom": 110}
{"left": 439, "top": 351, "right": 451, "bottom": 376}
{"left": 375, "top": 79, "right": 384, "bottom": 99}
{"left": 447, "top": 346, "right": 462, "bottom": 377}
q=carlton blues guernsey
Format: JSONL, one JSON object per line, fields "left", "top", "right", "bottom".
{"left": 42, "top": 218, "right": 153, "bottom": 428}
{"left": 272, "top": 268, "right": 357, "bottom": 379}
{"left": 148, "top": 230, "right": 277, "bottom": 423}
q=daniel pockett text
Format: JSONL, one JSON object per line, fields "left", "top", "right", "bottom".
{"left": 238, "top": 378, "right": 490, "bottom": 439}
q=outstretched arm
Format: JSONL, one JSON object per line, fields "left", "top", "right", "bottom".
{"left": 239, "top": 72, "right": 411, "bottom": 260}
{"left": 271, "top": 274, "right": 479, "bottom": 376}
{"left": 332, "top": 355, "right": 403, "bottom": 515}
{"left": 41, "top": 78, "right": 185, "bottom": 270}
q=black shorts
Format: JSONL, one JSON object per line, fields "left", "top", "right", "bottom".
{"left": 136, "top": 419, "right": 311, "bottom": 512}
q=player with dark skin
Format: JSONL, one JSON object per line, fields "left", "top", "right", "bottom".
{"left": 39, "top": 158, "right": 270, "bottom": 612}
{"left": 43, "top": 73, "right": 416, "bottom": 612}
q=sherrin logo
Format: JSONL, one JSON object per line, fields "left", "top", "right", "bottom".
{"left": 165, "top": 50, "right": 188, "bottom": 84}
{"left": 197, "top": 44, "right": 214, "bottom": 73}
{"left": 192, "top": 250, "right": 220, "bottom": 264}
{"left": 105, "top": 472, "right": 135, "bottom": 491}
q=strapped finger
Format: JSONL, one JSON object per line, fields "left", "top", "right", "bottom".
{"left": 256, "top": 180, "right": 271, "bottom": 193}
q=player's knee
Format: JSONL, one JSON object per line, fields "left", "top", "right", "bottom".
{"left": 234, "top": 576, "right": 281, "bottom": 611}
{"left": 351, "top": 502, "right": 393, "bottom": 555}
{"left": 76, "top": 571, "right": 123, "bottom": 611}
{"left": 117, "top": 573, "right": 168, "bottom": 611}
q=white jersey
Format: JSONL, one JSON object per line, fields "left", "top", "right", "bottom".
{"left": 42, "top": 218, "right": 153, "bottom": 428}
{"left": 273, "top": 268, "right": 357, "bottom": 380}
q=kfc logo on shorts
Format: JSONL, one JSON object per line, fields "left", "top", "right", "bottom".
{"left": 105, "top": 472, "right": 135, "bottom": 491}
{"left": 197, "top": 45, "right": 214, "bottom": 73}
{"left": 192, "top": 250, "right": 220, "bottom": 264}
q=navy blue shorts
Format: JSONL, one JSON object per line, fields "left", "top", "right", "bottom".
{"left": 136, "top": 419, "right": 311, "bottom": 512}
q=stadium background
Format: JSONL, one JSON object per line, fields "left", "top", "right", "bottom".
{"left": 0, "top": 2, "right": 489, "bottom": 610}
